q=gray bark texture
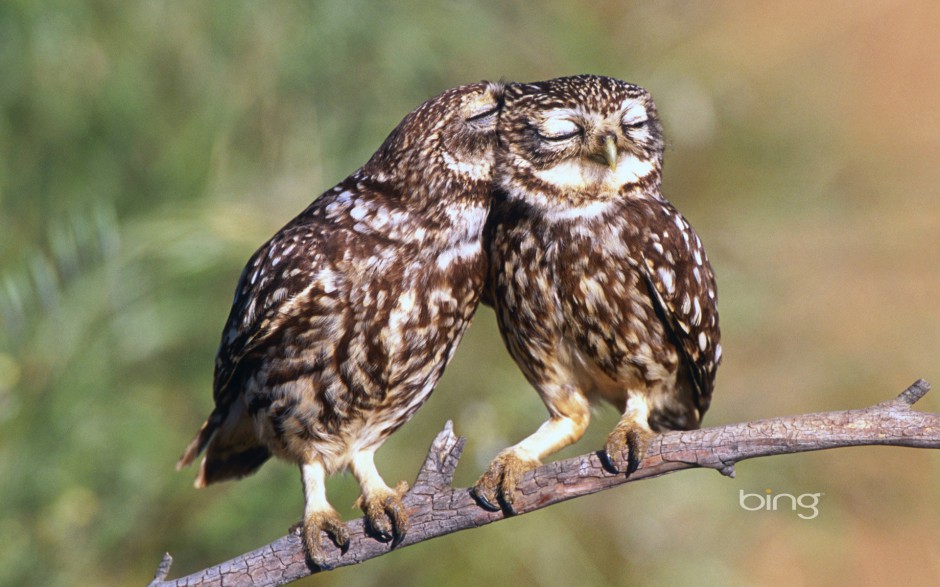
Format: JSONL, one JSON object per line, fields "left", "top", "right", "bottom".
{"left": 150, "top": 379, "right": 940, "bottom": 587}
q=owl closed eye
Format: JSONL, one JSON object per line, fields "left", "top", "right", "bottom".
{"left": 473, "top": 75, "right": 720, "bottom": 513}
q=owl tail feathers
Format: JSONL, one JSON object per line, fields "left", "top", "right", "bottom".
{"left": 176, "top": 405, "right": 271, "bottom": 488}
{"left": 176, "top": 418, "right": 214, "bottom": 472}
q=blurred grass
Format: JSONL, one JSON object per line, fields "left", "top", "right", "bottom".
{"left": 2, "top": 1, "right": 939, "bottom": 586}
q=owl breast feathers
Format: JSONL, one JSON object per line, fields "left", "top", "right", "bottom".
{"left": 176, "top": 74, "right": 723, "bottom": 561}
{"left": 473, "top": 75, "right": 721, "bottom": 512}
{"left": 178, "top": 81, "right": 505, "bottom": 565}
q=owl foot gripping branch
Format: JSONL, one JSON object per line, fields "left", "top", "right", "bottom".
{"left": 176, "top": 75, "right": 720, "bottom": 569}
{"left": 177, "top": 81, "right": 505, "bottom": 568}
{"left": 470, "top": 75, "right": 720, "bottom": 512}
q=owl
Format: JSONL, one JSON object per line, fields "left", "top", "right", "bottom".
{"left": 473, "top": 75, "right": 720, "bottom": 512}
{"left": 177, "top": 81, "right": 505, "bottom": 566}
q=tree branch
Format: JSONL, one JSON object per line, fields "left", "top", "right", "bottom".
{"left": 150, "top": 379, "right": 940, "bottom": 587}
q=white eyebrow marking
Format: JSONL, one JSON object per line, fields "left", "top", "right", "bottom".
{"left": 541, "top": 116, "right": 579, "bottom": 138}
{"left": 621, "top": 100, "right": 648, "bottom": 125}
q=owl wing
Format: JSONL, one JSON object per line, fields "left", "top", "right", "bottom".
{"left": 479, "top": 192, "right": 507, "bottom": 308}
{"left": 177, "top": 201, "right": 344, "bottom": 477}
{"left": 631, "top": 201, "right": 721, "bottom": 413}
{"left": 212, "top": 221, "right": 336, "bottom": 402}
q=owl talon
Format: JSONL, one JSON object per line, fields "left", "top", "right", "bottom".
{"left": 301, "top": 509, "right": 349, "bottom": 569}
{"left": 603, "top": 421, "right": 654, "bottom": 475}
{"left": 358, "top": 481, "right": 410, "bottom": 546}
{"left": 471, "top": 487, "right": 501, "bottom": 512}
{"left": 472, "top": 450, "right": 539, "bottom": 515}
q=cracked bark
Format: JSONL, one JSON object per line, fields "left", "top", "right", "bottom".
{"left": 150, "top": 379, "right": 940, "bottom": 587}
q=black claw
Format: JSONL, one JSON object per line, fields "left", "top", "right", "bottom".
{"left": 331, "top": 536, "right": 349, "bottom": 551}
{"left": 390, "top": 527, "right": 406, "bottom": 549}
{"left": 391, "top": 516, "right": 407, "bottom": 548}
{"left": 302, "top": 540, "right": 333, "bottom": 571}
{"left": 367, "top": 519, "right": 393, "bottom": 543}
{"left": 328, "top": 526, "right": 351, "bottom": 554}
{"left": 626, "top": 430, "right": 647, "bottom": 476}
{"left": 626, "top": 451, "right": 640, "bottom": 475}
{"left": 599, "top": 449, "right": 622, "bottom": 475}
{"left": 471, "top": 487, "right": 501, "bottom": 512}
{"left": 306, "top": 557, "right": 333, "bottom": 572}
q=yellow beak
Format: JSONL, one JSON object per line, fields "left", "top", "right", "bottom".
{"left": 602, "top": 135, "right": 618, "bottom": 170}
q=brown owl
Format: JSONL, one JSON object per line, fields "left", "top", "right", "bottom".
{"left": 473, "top": 75, "right": 720, "bottom": 512}
{"left": 177, "top": 81, "right": 505, "bottom": 566}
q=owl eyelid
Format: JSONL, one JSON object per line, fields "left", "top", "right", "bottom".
{"left": 537, "top": 117, "right": 582, "bottom": 141}
{"left": 539, "top": 130, "right": 581, "bottom": 142}
{"left": 622, "top": 118, "right": 647, "bottom": 129}
{"left": 466, "top": 105, "right": 500, "bottom": 122}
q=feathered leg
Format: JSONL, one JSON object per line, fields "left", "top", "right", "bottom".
{"left": 298, "top": 461, "right": 349, "bottom": 569}
{"left": 350, "top": 449, "right": 409, "bottom": 546}
{"left": 473, "top": 385, "right": 591, "bottom": 513}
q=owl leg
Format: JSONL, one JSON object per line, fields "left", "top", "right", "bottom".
{"left": 298, "top": 461, "right": 349, "bottom": 569}
{"left": 603, "top": 395, "right": 655, "bottom": 475}
{"left": 350, "top": 449, "right": 409, "bottom": 546}
{"left": 473, "top": 388, "right": 590, "bottom": 514}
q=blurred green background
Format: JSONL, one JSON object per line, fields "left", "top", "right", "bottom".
{"left": 2, "top": 1, "right": 939, "bottom": 585}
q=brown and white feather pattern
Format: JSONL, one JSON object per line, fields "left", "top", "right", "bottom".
{"left": 211, "top": 177, "right": 486, "bottom": 471}
{"left": 178, "top": 81, "right": 504, "bottom": 561}
{"left": 489, "top": 192, "right": 719, "bottom": 428}
{"left": 475, "top": 76, "right": 720, "bottom": 508}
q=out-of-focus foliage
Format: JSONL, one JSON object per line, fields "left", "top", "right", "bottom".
{"left": 2, "top": 1, "right": 939, "bottom": 585}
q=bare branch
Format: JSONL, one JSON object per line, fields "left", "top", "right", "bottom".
{"left": 151, "top": 379, "right": 940, "bottom": 587}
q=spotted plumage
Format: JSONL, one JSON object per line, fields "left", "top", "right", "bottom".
{"left": 473, "top": 75, "right": 720, "bottom": 511}
{"left": 177, "top": 81, "right": 505, "bottom": 565}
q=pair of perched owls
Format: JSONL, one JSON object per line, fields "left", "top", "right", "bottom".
{"left": 177, "top": 74, "right": 721, "bottom": 566}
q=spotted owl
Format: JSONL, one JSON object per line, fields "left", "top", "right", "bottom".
{"left": 472, "top": 75, "right": 721, "bottom": 511}
{"left": 177, "top": 81, "right": 505, "bottom": 565}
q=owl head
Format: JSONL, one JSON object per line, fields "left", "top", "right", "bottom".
{"left": 496, "top": 75, "right": 664, "bottom": 205}
{"left": 364, "top": 81, "right": 505, "bottom": 195}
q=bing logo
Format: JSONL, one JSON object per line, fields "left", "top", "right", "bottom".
{"left": 739, "top": 488, "right": 822, "bottom": 520}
